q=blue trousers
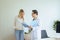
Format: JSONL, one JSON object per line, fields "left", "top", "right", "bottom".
{"left": 15, "top": 30, "right": 24, "bottom": 40}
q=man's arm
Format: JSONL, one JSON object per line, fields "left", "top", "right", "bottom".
{"left": 29, "top": 19, "right": 40, "bottom": 30}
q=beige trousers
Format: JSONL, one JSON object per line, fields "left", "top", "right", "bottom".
{"left": 24, "top": 33, "right": 31, "bottom": 40}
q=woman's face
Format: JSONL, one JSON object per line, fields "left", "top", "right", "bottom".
{"left": 19, "top": 12, "right": 24, "bottom": 17}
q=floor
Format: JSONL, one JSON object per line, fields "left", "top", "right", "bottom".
{"left": 41, "top": 38, "right": 56, "bottom": 40}
{"left": 24, "top": 27, "right": 59, "bottom": 40}
{"left": 24, "top": 33, "right": 56, "bottom": 40}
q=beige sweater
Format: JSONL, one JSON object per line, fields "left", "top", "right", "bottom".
{"left": 14, "top": 16, "right": 24, "bottom": 30}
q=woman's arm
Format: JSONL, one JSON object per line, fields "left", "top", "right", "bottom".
{"left": 14, "top": 18, "right": 16, "bottom": 26}
{"left": 13, "top": 17, "right": 16, "bottom": 29}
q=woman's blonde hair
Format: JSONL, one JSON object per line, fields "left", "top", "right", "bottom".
{"left": 18, "top": 9, "right": 24, "bottom": 20}
{"left": 19, "top": 9, "right": 24, "bottom": 14}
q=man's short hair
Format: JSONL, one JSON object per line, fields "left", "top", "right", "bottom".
{"left": 32, "top": 10, "right": 38, "bottom": 15}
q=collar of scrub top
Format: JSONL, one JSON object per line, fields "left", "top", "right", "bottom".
{"left": 33, "top": 18, "right": 38, "bottom": 21}
{"left": 33, "top": 19, "right": 35, "bottom": 21}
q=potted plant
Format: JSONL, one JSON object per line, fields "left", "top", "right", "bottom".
{"left": 53, "top": 20, "right": 60, "bottom": 33}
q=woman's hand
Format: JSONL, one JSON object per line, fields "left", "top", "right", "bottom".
{"left": 15, "top": 27, "right": 19, "bottom": 30}
{"left": 28, "top": 26, "right": 32, "bottom": 29}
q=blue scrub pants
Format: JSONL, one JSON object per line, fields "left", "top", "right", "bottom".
{"left": 15, "top": 30, "right": 24, "bottom": 40}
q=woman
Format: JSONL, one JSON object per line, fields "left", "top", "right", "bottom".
{"left": 14, "top": 9, "right": 24, "bottom": 40}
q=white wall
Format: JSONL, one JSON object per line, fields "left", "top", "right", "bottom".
{"left": 0, "top": 0, "right": 59, "bottom": 40}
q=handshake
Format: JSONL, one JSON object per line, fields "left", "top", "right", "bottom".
{"left": 22, "top": 23, "right": 33, "bottom": 33}
{"left": 28, "top": 26, "right": 33, "bottom": 33}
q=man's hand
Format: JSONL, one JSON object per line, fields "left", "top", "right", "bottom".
{"left": 28, "top": 26, "right": 33, "bottom": 33}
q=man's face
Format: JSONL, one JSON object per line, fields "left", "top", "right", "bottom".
{"left": 32, "top": 12, "right": 37, "bottom": 19}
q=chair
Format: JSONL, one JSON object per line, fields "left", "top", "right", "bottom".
{"left": 41, "top": 30, "right": 49, "bottom": 39}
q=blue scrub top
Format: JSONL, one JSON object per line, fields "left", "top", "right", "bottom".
{"left": 30, "top": 18, "right": 40, "bottom": 27}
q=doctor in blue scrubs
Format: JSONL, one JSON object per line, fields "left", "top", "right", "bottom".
{"left": 29, "top": 10, "right": 40, "bottom": 40}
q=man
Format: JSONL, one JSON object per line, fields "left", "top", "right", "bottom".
{"left": 29, "top": 10, "right": 40, "bottom": 40}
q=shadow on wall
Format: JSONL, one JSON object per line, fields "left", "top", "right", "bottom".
{"left": 3, "top": 33, "right": 16, "bottom": 40}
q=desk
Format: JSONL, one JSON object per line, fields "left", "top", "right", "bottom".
{"left": 47, "top": 30, "right": 60, "bottom": 40}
